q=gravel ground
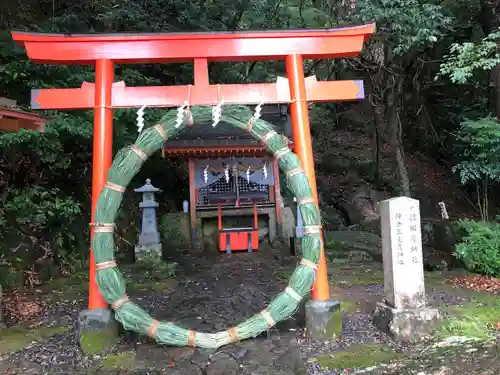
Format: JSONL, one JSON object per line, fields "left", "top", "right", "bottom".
{"left": 0, "top": 252, "right": 495, "bottom": 375}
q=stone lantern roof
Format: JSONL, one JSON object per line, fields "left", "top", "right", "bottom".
{"left": 134, "top": 179, "right": 161, "bottom": 193}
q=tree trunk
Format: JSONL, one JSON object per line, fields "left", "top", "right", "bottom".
{"left": 386, "top": 75, "right": 411, "bottom": 197}
{"left": 480, "top": 0, "right": 500, "bottom": 118}
{"left": 371, "top": 103, "right": 384, "bottom": 187}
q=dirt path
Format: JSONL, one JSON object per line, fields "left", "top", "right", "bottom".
{"left": 0, "top": 251, "right": 498, "bottom": 374}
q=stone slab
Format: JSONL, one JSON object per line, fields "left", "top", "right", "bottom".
{"left": 373, "top": 301, "right": 441, "bottom": 342}
{"left": 379, "top": 197, "right": 426, "bottom": 310}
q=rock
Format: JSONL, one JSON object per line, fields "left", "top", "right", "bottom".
{"left": 206, "top": 353, "right": 239, "bottom": 375}
{"left": 321, "top": 205, "right": 347, "bottom": 230}
{"left": 170, "top": 364, "right": 204, "bottom": 375}
{"left": 324, "top": 230, "right": 382, "bottom": 262}
{"left": 347, "top": 217, "right": 460, "bottom": 269}
{"left": 342, "top": 187, "right": 384, "bottom": 225}
{"left": 420, "top": 218, "right": 458, "bottom": 252}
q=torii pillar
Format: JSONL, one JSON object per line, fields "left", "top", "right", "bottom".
{"left": 11, "top": 23, "right": 375, "bottom": 345}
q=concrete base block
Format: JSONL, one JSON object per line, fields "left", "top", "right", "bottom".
{"left": 305, "top": 299, "right": 342, "bottom": 340}
{"left": 135, "top": 243, "right": 162, "bottom": 262}
{"left": 77, "top": 308, "right": 118, "bottom": 355}
{"left": 373, "top": 301, "right": 441, "bottom": 342}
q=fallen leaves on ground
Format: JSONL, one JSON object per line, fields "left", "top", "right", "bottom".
{"left": 3, "top": 292, "right": 43, "bottom": 324}
{"left": 450, "top": 275, "right": 500, "bottom": 295}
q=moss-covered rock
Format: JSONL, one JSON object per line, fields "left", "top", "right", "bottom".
{"left": 0, "top": 325, "right": 68, "bottom": 353}
{"left": 435, "top": 291, "right": 500, "bottom": 340}
{"left": 80, "top": 329, "right": 117, "bottom": 356}
{"left": 324, "top": 230, "right": 382, "bottom": 262}
{"left": 313, "top": 344, "right": 405, "bottom": 370}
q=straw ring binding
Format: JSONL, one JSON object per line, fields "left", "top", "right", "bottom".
{"left": 131, "top": 145, "right": 148, "bottom": 161}
{"left": 104, "top": 182, "right": 126, "bottom": 193}
{"left": 228, "top": 327, "right": 239, "bottom": 343}
{"left": 188, "top": 330, "right": 196, "bottom": 347}
{"left": 274, "top": 147, "right": 290, "bottom": 160}
{"left": 96, "top": 260, "right": 117, "bottom": 270}
{"left": 112, "top": 295, "right": 130, "bottom": 310}
{"left": 260, "top": 309, "right": 276, "bottom": 327}
{"left": 297, "top": 197, "right": 315, "bottom": 205}
{"left": 286, "top": 167, "right": 304, "bottom": 178}
{"left": 148, "top": 320, "right": 160, "bottom": 338}
{"left": 285, "top": 286, "right": 302, "bottom": 302}
{"left": 90, "top": 222, "right": 115, "bottom": 227}
{"left": 153, "top": 124, "right": 168, "bottom": 141}
{"left": 260, "top": 130, "right": 277, "bottom": 145}
{"left": 91, "top": 223, "right": 115, "bottom": 233}
{"left": 303, "top": 225, "right": 322, "bottom": 235}
{"left": 246, "top": 118, "right": 256, "bottom": 133}
{"left": 300, "top": 258, "right": 318, "bottom": 271}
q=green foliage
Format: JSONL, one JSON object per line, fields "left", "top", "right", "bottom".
{"left": 439, "top": 29, "right": 500, "bottom": 84}
{"left": 4, "top": 186, "right": 80, "bottom": 228}
{"left": 353, "top": 0, "right": 452, "bottom": 56}
{"left": 452, "top": 117, "right": 500, "bottom": 184}
{"left": 452, "top": 117, "right": 500, "bottom": 220}
{"left": 454, "top": 219, "right": 500, "bottom": 277}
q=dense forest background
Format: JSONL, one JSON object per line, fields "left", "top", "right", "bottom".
{"left": 1, "top": 0, "right": 500, "bottom": 288}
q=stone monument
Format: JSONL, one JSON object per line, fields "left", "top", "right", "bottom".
{"left": 373, "top": 197, "right": 440, "bottom": 342}
{"left": 134, "top": 179, "right": 162, "bottom": 261}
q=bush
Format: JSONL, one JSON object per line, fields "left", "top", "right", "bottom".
{"left": 454, "top": 219, "right": 500, "bottom": 277}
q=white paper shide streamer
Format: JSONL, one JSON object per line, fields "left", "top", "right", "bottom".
{"left": 175, "top": 101, "right": 188, "bottom": 128}
{"left": 246, "top": 166, "right": 251, "bottom": 182}
{"left": 203, "top": 165, "right": 209, "bottom": 184}
{"left": 212, "top": 100, "right": 225, "bottom": 127}
{"left": 253, "top": 102, "right": 264, "bottom": 120}
{"left": 136, "top": 105, "right": 146, "bottom": 133}
{"left": 224, "top": 164, "right": 230, "bottom": 183}
{"left": 263, "top": 161, "right": 268, "bottom": 179}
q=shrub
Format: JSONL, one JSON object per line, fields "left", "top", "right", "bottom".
{"left": 454, "top": 219, "right": 500, "bottom": 277}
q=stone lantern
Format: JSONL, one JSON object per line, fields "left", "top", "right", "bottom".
{"left": 134, "top": 178, "right": 162, "bottom": 261}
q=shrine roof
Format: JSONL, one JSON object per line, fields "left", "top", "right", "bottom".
{"left": 0, "top": 104, "right": 50, "bottom": 132}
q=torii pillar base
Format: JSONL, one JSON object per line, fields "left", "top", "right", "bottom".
{"left": 77, "top": 308, "right": 118, "bottom": 355}
{"left": 305, "top": 299, "right": 342, "bottom": 340}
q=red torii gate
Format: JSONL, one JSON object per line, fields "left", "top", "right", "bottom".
{"left": 11, "top": 24, "right": 375, "bottom": 314}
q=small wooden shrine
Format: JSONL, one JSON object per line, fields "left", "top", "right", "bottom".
{"left": 164, "top": 104, "right": 290, "bottom": 251}
{"left": 0, "top": 97, "right": 48, "bottom": 132}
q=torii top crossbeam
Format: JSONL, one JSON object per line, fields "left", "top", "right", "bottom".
{"left": 11, "top": 23, "right": 375, "bottom": 311}
{"left": 13, "top": 24, "right": 374, "bottom": 63}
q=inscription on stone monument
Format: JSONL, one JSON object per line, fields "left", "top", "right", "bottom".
{"left": 380, "top": 197, "right": 425, "bottom": 310}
